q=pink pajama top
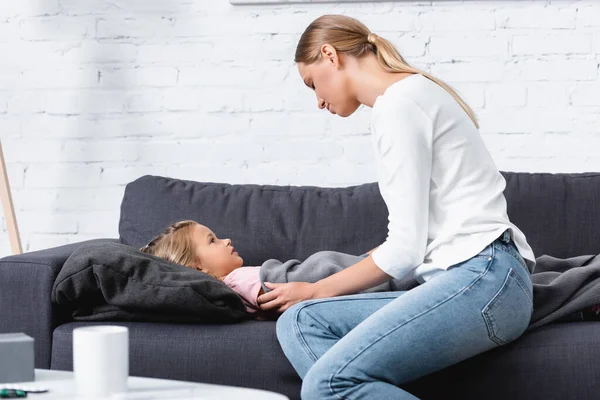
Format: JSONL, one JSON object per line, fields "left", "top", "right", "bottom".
{"left": 222, "top": 266, "right": 263, "bottom": 314}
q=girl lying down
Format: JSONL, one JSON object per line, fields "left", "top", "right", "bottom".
{"left": 139, "top": 220, "right": 401, "bottom": 317}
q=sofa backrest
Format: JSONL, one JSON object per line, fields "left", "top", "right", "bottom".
{"left": 119, "top": 172, "right": 600, "bottom": 265}
{"left": 501, "top": 171, "right": 600, "bottom": 259}
{"left": 118, "top": 176, "right": 388, "bottom": 266}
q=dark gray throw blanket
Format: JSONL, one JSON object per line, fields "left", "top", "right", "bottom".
{"left": 259, "top": 251, "right": 600, "bottom": 331}
{"left": 52, "top": 242, "right": 249, "bottom": 323}
{"left": 526, "top": 254, "right": 600, "bottom": 329}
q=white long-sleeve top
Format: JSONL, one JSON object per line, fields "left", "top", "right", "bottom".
{"left": 370, "top": 73, "right": 536, "bottom": 284}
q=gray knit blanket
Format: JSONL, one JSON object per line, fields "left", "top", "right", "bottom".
{"left": 260, "top": 251, "right": 600, "bottom": 330}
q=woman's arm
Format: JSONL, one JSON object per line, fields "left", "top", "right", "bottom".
{"left": 257, "top": 254, "right": 394, "bottom": 312}
{"left": 366, "top": 96, "right": 433, "bottom": 280}
{"left": 313, "top": 254, "right": 393, "bottom": 298}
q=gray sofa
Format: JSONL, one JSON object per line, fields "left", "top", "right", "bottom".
{"left": 2, "top": 172, "right": 600, "bottom": 400}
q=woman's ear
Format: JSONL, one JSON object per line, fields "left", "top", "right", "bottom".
{"left": 320, "top": 43, "right": 339, "bottom": 67}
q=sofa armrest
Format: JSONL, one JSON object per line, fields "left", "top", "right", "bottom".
{"left": 0, "top": 239, "right": 120, "bottom": 368}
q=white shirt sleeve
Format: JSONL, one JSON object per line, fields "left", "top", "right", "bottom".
{"left": 370, "top": 95, "right": 433, "bottom": 280}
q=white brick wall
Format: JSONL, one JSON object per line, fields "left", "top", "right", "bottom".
{"left": 1, "top": 1, "right": 600, "bottom": 256}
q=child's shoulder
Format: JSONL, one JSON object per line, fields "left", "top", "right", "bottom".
{"left": 223, "top": 266, "right": 262, "bottom": 289}
{"left": 226, "top": 266, "right": 261, "bottom": 280}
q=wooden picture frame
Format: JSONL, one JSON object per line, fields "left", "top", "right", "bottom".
{"left": 0, "top": 140, "right": 22, "bottom": 255}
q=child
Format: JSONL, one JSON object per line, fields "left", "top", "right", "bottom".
{"left": 140, "top": 220, "right": 265, "bottom": 315}
{"left": 140, "top": 220, "right": 382, "bottom": 316}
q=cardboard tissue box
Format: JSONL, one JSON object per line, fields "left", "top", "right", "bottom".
{"left": 0, "top": 333, "right": 34, "bottom": 383}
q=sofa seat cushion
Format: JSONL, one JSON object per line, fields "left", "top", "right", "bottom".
{"left": 51, "top": 321, "right": 300, "bottom": 399}
{"left": 51, "top": 321, "right": 600, "bottom": 400}
{"left": 405, "top": 321, "right": 600, "bottom": 400}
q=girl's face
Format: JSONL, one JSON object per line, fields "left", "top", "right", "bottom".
{"left": 191, "top": 223, "right": 243, "bottom": 278}
{"left": 297, "top": 46, "right": 361, "bottom": 118}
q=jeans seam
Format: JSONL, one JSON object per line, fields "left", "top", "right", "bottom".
{"left": 291, "top": 303, "right": 320, "bottom": 365}
{"left": 327, "top": 248, "right": 496, "bottom": 399}
{"left": 481, "top": 266, "right": 511, "bottom": 346}
{"left": 508, "top": 268, "right": 533, "bottom": 304}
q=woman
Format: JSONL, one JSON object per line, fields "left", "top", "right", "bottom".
{"left": 256, "top": 14, "right": 535, "bottom": 400}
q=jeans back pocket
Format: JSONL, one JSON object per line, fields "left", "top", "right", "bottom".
{"left": 482, "top": 268, "right": 533, "bottom": 346}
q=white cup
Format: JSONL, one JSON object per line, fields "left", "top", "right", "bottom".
{"left": 73, "top": 325, "right": 129, "bottom": 398}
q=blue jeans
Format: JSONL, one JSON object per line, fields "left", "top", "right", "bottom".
{"left": 275, "top": 230, "right": 533, "bottom": 400}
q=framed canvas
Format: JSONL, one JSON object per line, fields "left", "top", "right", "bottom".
{"left": 0, "top": 140, "right": 22, "bottom": 255}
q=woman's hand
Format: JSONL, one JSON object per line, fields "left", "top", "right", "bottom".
{"left": 257, "top": 282, "right": 318, "bottom": 313}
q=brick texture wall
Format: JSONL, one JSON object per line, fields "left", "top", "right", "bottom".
{"left": 1, "top": 1, "right": 599, "bottom": 255}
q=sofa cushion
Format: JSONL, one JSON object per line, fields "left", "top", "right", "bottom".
{"left": 119, "top": 172, "right": 600, "bottom": 265}
{"left": 119, "top": 176, "right": 388, "bottom": 267}
{"left": 502, "top": 172, "right": 600, "bottom": 259}
{"left": 51, "top": 242, "right": 248, "bottom": 323}
{"left": 51, "top": 320, "right": 600, "bottom": 400}
{"left": 51, "top": 321, "right": 300, "bottom": 399}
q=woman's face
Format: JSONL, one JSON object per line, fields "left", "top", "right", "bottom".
{"left": 297, "top": 49, "right": 361, "bottom": 118}
{"left": 191, "top": 223, "right": 243, "bottom": 278}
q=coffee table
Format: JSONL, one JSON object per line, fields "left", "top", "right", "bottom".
{"left": 7, "top": 369, "right": 289, "bottom": 399}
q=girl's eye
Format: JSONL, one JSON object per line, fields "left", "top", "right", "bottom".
{"left": 210, "top": 237, "right": 215, "bottom": 243}
{"left": 311, "top": 83, "right": 315, "bottom": 90}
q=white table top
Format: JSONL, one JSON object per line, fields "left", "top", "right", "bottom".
{"left": 5, "top": 369, "right": 289, "bottom": 399}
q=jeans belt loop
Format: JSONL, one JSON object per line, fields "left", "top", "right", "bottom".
{"left": 501, "top": 229, "right": 511, "bottom": 243}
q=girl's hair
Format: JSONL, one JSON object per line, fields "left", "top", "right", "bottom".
{"left": 295, "top": 14, "right": 480, "bottom": 129}
{"left": 140, "top": 220, "right": 199, "bottom": 269}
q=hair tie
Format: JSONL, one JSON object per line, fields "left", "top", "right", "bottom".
{"left": 367, "top": 33, "right": 378, "bottom": 45}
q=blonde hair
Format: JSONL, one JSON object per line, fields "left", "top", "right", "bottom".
{"left": 139, "top": 220, "right": 222, "bottom": 280}
{"left": 295, "top": 14, "right": 480, "bottom": 129}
